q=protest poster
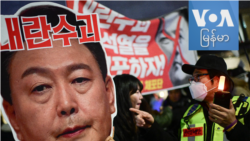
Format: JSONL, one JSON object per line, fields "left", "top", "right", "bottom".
{"left": 1, "top": 2, "right": 116, "bottom": 141}
{"left": 67, "top": 1, "right": 198, "bottom": 94}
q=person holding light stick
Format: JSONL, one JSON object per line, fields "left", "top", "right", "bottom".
{"left": 179, "top": 54, "right": 250, "bottom": 141}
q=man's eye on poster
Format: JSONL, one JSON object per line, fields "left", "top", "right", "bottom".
{"left": 1, "top": 1, "right": 197, "bottom": 141}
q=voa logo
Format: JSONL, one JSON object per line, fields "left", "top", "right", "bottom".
{"left": 191, "top": 9, "right": 234, "bottom": 47}
{"left": 189, "top": 1, "right": 238, "bottom": 50}
{"left": 192, "top": 9, "right": 234, "bottom": 27}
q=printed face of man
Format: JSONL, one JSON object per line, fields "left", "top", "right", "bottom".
{"left": 4, "top": 39, "right": 115, "bottom": 141}
{"left": 156, "top": 12, "right": 195, "bottom": 86}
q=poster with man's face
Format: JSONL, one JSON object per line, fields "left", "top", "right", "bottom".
{"left": 155, "top": 10, "right": 197, "bottom": 87}
{"left": 67, "top": 1, "right": 197, "bottom": 93}
{"left": 1, "top": 2, "right": 116, "bottom": 141}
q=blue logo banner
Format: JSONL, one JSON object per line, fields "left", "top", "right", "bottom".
{"left": 189, "top": 1, "right": 239, "bottom": 50}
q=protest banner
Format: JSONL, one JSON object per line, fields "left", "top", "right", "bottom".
{"left": 67, "top": 1, "right": 198, "bottom": 94}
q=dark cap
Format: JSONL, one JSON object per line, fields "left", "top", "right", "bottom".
{"left": 182, "top": 54, "right": 227, "bottom": 75}
{"left": 182, "top": 54, "right": 234, "bottom": 91}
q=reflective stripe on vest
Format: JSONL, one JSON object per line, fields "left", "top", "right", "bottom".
{"left": 181, "top": 124, "right": 204, "bottom": 141}
{"left": 181, "top": 105, "right": 205, "bottom": 141}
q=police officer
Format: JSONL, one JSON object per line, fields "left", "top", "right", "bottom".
{"left": 180, "top": 54, "right": 250, "bottom": 141}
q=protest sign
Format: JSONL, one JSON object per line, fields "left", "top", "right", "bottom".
{"left": 1, "top": 2, "right": 116, "bottom": 141}
{"left": 67, "top": 1, "right": 198, "bottom": 94}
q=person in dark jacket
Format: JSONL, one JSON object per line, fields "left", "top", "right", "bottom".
{"left": 113, "top": 74, "right": 177, "bottom": 141}
{"left": 163, "top": 88, "right": 191, "bottom": 136}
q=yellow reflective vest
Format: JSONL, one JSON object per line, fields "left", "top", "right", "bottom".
{"left": 180, "top": 95, "right": 250, "bottom": 141}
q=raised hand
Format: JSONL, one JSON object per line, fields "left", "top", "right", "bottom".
{"left": 129, "top": 108, "right": 154, "bottom": 128}
{"left": 209, "top": 99, "right": 237, "bottom": 128}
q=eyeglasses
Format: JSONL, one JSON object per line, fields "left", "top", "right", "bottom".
{"left": 189, "top": 73, "right": 209, "bottom": 83}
